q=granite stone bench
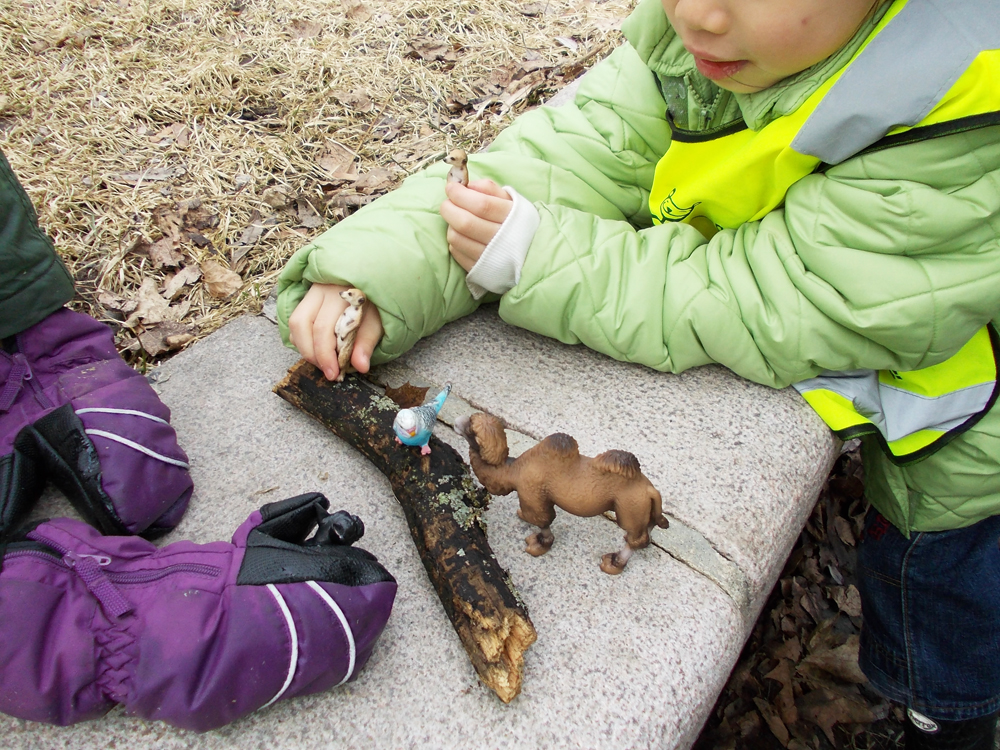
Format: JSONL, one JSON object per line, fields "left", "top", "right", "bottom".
{"left": 6, "top": 305, "right": 837, "bottom": 749}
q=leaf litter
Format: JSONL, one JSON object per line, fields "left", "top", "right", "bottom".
{"left": 693, "top": 444, "right": 909, "bottom": 750}
{"left": 4, "top": 0, "right": 633, "bottom": 365}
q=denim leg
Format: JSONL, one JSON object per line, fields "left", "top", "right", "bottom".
{"left": 857, "top": 509, "right": 1000, "bottom": 721}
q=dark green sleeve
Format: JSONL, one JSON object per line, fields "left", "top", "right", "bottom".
{"left": 0, "top": 149, "right": 75, "bottom": 338}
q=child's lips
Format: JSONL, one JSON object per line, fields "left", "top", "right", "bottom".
{"left": 693, "top": 56, "right": 748, "bottom": 80}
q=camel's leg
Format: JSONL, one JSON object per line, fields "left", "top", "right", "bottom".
{"left": 600, "top": 521, "right": 651, "bottom": 574}
{"left": 600, "top": 544, "right": 634, "bottom": 575}
{"left": 525, "top": 527, "right": 554, "bottom": 557}
{"left": 518, "top": 492, "right": 556, "bottom": 557}
{"left": 614, "top": 501, "right": 654, "bottom": 549}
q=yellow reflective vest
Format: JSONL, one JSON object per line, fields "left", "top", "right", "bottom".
{"left": 648, "top": 0, "right": 1000, "bottom": 464}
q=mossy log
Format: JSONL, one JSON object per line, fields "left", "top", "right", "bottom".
{"left": 274, "top": 359, "right": 536, "bottom": 703}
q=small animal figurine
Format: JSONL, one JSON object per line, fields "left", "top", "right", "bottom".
{"left": 334, "top": 288, "right": 366, "bottom": 381}
{"left": 454, "top": 412, "right": 668, "bottom": 574}
{"left": 444, "top": 149, "right": 469, "bottom": 187}
{"left": 393, "top": 383, "right": 452, "bottom": 455}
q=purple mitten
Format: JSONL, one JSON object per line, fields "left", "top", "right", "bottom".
{"left": 0, "top": 307, "right": 192, "bottom": 539}
{"left": 0, "top": 492, "right": 397, "bottom": 731}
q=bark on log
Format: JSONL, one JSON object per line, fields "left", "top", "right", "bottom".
{"left": 274, "top": 360, "right": 536, "bottom": 703}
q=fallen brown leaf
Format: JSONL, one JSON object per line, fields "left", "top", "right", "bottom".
{"left": 770, "top": 637, "right": 802, "bottom": 663}
{"left": 236, "top": 212, "right": 266, "bottom": 248}
{"left": 830, "top": 584, "right": 863, "bottom": 618}
{"left": 289, "top": 19, "right": 322, "bottom": 38}
{"left": 801, "top": 635, "right": 868, "bottom": 685}
{"left": 353, "top": 167, "right": 396, "bottom": 193}
{"left": 55, "top": 27, "right": 97, "bottom": 49}
{"left": 801, "top": 555, "right": 824, "bottom": 585}
{"left": 124, "top": 277, "right": 171, "bottom": 327}
{"left": 98, "top": 291, "right": 138, "bottom": 315}
{"left": 162, "top": 264, "right": 202, "bottom": 300}
{"left": 735, "top": 710, "right": 762, "bottom": 740}
{"left": 519, "top": 3, "right": 546, "bottom": 17}
{"left": 147, "top": 237, "right": 184, "bottom": 268}
{"left": 343, "top": 0, "right": 372, "bottom": 23}
{"left": 296, "top": 198, "right": 324, "bottom": 229}
{"left": 115, "top": 165, "right": 184, "bottom": 186}
{"left": 834, "top": 515, "right": 856, "bottom": 546}
{"left": 404, "top": 36, "right": 460, "bottom": 62}
{"left": 201, "top": 259, "right": 243, "bottom": 299}
{"left": 333, "top": 88, "right": 373, "bottom": 113}
{"left": 798, "top": 687, "right": 875, "bottom": 746}
{"left": 152, "top": 204, "right": 185, "bottom": 242}
{"left": 318, "top": 140, "right": 358, "bottom": 180}
{"left": 754, "top": 696, "right": 790, "bottom": 746}
{"left": 261, "top": 186, "right": 292, "bottom": 208}
{"left": 799, "top": 589, "right": 823, "bottom": 624}
{"left": 385, "top": 382, "right": 429, "bottom": 409}
{"left": 138, "top": 322, "right": 197, "bottom": 356}
{"left": 149, "top": 123, "right": 191, "bottom": 148}
{"left": 763, "top": 658, "right": 799, "bottom": 727}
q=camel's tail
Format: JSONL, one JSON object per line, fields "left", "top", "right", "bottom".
{"left": 650, "top": 488, "right": 668, "bottom": 530}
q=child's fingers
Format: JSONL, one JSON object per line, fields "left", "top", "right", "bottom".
{"left": 350, "top": 303, "right": 383, "bottom": 373}
{"left": 447, "top": 227, "right": 486, "bottom": 272}
{"left": 441, "top": 198, "right": 507, "bottom": 249}
{"left": 289, "top": 283, "right": 348, "bottom": 380}
{"left": 287, "top": 285, "right": 324, "bottom": 363}
{"left": 311, "top": 291, "right": 347, "bottom": 381}
{"left": 444, "top": 181, "right": 512, "bottom": 224}
{"left": 465, "top": 179, "right": 509, "bottom": 199}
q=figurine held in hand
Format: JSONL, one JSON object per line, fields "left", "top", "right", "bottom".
{"left": 455, "top": 412, "right": 668, "bottom": 574}
{"left": 334, "top": 288, "right": 366, "bottom": 381}
{"left": 393, "top": 384, "right": 451, "bottom": 455}
{"left": 444, "top": 149, "right": 469, "bottom": 187}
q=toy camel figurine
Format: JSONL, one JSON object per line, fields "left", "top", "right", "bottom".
{"left": 454, "top": 412, "right": 668, "bottom": 574}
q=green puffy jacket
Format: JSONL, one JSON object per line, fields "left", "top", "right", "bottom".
{"left": 277, "top": 0, "right": 1000, "bottom": 535}
{"left": 0, "top": 149, "right": 75, "bottom": 339}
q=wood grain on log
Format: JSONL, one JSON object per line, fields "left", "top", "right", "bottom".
{"left": 274, "top": 360, "right": 536, "bottom": 703}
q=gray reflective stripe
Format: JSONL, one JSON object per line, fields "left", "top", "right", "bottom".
{"left": 306, "top": 581, "right": 356, "bottom": 686}
{"left": 793, "top": 370, "right": 994, "bottom": 442}
{"left": 83, "top": 428, "right": 191, "bottom": 469}
{"left": 793, "top": 0, "right": 1000, "bottom": 164}
{"left": 262, "top": 584, "right": 299, "bottom": 709}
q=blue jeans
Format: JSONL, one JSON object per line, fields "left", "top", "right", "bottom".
{"left": 857, "top": 509, "right": 1000, "bottom": 721}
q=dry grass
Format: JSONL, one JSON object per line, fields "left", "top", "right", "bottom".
{"left": 1, "top": 0, "right": 633, "bottom": 366}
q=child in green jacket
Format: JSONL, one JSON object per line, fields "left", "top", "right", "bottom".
{"left": 278, "top": 1, "right": 1000, "bottom": 745}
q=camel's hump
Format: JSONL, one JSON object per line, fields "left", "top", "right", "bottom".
{"left": 540, "top": 432, "right": 579, "bottom": 458}
{"left": 593, "top": 449, "right": 640, "bottom": 479}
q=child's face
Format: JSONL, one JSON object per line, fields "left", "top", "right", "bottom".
{"left": 662, "top": 0, "right": 882, "bottom": 92}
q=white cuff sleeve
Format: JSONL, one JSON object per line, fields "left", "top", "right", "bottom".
{"left": 465, "top": 186, "right": 540, "bottom": 300}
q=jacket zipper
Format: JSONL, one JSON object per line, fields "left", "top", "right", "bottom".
{"left": 19, "top": 534, "right": 222, "bottom": 582}
{"left": 0, "top": 348, "right": 53, "bottom": 412}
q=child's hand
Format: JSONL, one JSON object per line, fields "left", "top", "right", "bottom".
{"left": 440, "top": 179, "right": 513, "bottom": 271}
{"left": 287, "top": 283, "right": 383, "bottom": 381}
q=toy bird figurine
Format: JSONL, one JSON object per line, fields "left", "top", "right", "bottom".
{"left": 393, "top": 384, "right": 452, "bottom": 455}
{"left": 444, "top": 149, "right": 469, "bottom": 186}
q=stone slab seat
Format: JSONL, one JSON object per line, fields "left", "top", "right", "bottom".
{"left": 7, "top": 307, "right": 837, "bottom": 749}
